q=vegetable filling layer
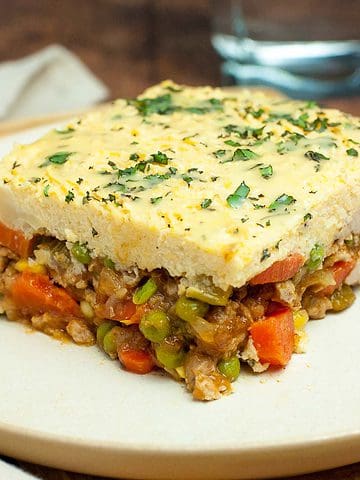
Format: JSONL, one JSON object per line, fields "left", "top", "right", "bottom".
{"left": 0, "top": 224, "right": 358, "bottom": 400}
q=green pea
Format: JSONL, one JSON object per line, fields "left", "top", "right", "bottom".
{"left": 155, "top": 343, "right": 186, "bottom": 369}
{"left": 133, "top": 278, "right": 158, "bottom": 305}
{"left": 72, "top": 242, "right": 91, "bottom": 265}
{"left": 186, "top": 285, "right": 232, "bottom": 306}
{"left": 307, "top": 243, "right": 325, "bottom": 271}
{"left": 218, "top": 356, "right": 241, "bottom": 382}
{"left": 175, "top": 296, "right": 209, "bottom": 322}
{"left": 140, "top": 310, "right": 170, "bottom": 343}
{"left": 103, "top": 328, "right": 118, "bottom": 357}
{"left": 97, "top": 321, "right": 117, "bottom": 347}
{"left": 104, "top": 257, "right": 115, "bottom": 269}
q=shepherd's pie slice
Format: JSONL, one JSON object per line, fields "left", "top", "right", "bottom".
{"left": 0, "top": 81, "right": 359, "bottom": 400}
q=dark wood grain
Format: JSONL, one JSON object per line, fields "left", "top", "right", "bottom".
{"left": 13, "top": 459, "right": 360, "bottom": 480}
{"left": 0, "top": 0, "right": 358, "bottom": 114}
{"left": 0, "top": 1, "right": 359, "bottom": 478}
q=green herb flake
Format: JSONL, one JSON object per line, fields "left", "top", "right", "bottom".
{"left": 232, "top": 148, "right": 259, "bottom": 161}
{"left": 246, "top": 107, "right": 264, "bottom": 118}
{"left": 42, "top": 151, "right": 73, "bottom": 167}
{"left": 43, "top": 184, "right": 50, "bottom": 197}
{"left": 30, "top": 177, "right": 42, "bottom": 184}
{"left": 150, "top": 151, "right": 169, "bottom": 165}
{"left": 182, "top": 174, "right": 193, "bottom": 185}
{"left": 346, "top": 148, "right": 358, "bottom": 157}
{"left": 303, "top": 212, "right": 313, "bottom": 223}
{"left": 133, "top": 94, "right": 173, "bottom": 116}
{"left": 305, "top": 150, "right": 330, "bottom": 162}
{"left": 261, "top": 249, "right": 271, "bottom": 262}
{"left": 65, "top": 190, "right": 75, "bottom": 203}
{"left": 259, "top": 164, "right": 273, "bottom": 179}
{"left": 268, "top": 193, "right": 296, "bottom": 212}
{"left": 226, "top": 181, "right": 250, "bottom": 209}
{"left": 117, "top": 166, "right": 137, "bottom": 177}
{"left": 213, "top": 149, "right": 227, "bottom": 158}
{"left": 305, "top": 100, "right": 318, "bottom": 109}
{"left": 129, "top": 153, "right": 140, "bottom": 161}
{"left": 224, "top": 139, "right": 241, "bottom": 147}
{"left": 150, "top": 196, "right": 163, "bottom": 205}
{"left": 201, "top": 198, "right": 212, "bottom": 209}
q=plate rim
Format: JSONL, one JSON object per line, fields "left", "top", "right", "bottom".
{"left": 1, "top": 419, "right": 360, "bottom": 479}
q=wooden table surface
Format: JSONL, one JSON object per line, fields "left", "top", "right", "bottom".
{"left": 1, "top": 0, "right": 359, "bottom": 478}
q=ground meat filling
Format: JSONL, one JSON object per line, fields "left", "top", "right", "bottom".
{"left": 0, "top": 235, "right": 358, "bottom": 401}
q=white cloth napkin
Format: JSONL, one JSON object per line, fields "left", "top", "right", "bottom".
{"left": 0, "top": 44, "right": 109, "bottom": 120}
{"left": 0, "top": 459, "right": 39, "bottom": 479}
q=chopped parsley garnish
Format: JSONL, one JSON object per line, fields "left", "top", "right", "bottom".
{"left": 224, "top": 124, "right": 264, "bottom": 139}
{"left": 268, "top": 193, "right": 296, "bottom": 212}
{"left": 232, "top": 148, "right": 258, "bottom": 161}
{"left": 42, "top": 151, "right": 73, "bottom": 167}
{"left": 224, "top": 139, "right": 241, "bottom": 147}
{"left": 133, "top": 94, "right": 173, "bottom": 116}
{"left": 65, "top": 190, "right": 75, "bottom": 203}
{"left": 303, "top": 212, "right": 313, "bottom": 223}
{"left": 201, "top": 198, "right": 212, "bottom": 209}
{"left": 117, "top": 166, "right": 137, "bottom": 177}
{"left": 246, "top": 107, "right": 264, "bottom": 118}
{"left": 346, "top": 148, "right": 358, "bottom": 157}
{"left": 144, "top": 173, "right": 171, "bottom": 185}
{"left": 222, "top": 148, "right": 259, "bottom": 163}
{"left": 259, "top": 164, "right": 273, "bottom": 179}
{"left": 213, "top": 149, "right": 227, "bottom": 158}
{"left": 291, "top": 112, "right": 309, "bottom": 129}
{"left": 226, "top": 181, "right": 250, "bottom": 209}
{"left": 261, "top": 249, "right": 271, "bottom": 262}
{"left": 150, "top": 151, "right": 169, "bottom": 165}
{"left": 182, "top": 174, "right": 193, "bottom": 185}
{"left": 305, "top": 150, "right": 330, "bottom": 162}
{"left": 305, "top": 100, "right": 318, "bottom": 109}
{"left": 76, "top": 178, "right": 84, "bottom": 185}
{"left": 43, "top": 184, "right": 50, "bottom": 197}
{"left": 150, "top": 196, "right": 162, "bottom": 205}
{"left": 129, "top": 153, "right": 140, "bottom": 161}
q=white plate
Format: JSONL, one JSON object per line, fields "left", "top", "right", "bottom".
{"left": 0, "top": 127, "right": 360, "bottom": 479}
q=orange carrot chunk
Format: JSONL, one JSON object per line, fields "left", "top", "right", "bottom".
{"left": 249, "top": 307, "right": 294, "bottom": 366}
{"left": 319, "top": 260, "right": 356, "bottom": 296}
{"left": 0, "top": 221, "right": 35, "bottom": 257}
{"left": 118, "top": 348, "right": 155, "bottom": 374}
{"left": 11, "top": 271, "right": 81, "bottom": 317}
{"left": 250, "top": 253, "right": 305, "bottom": 285}
{"left": 112, "top": 300, "right": 137, "bottom": 321}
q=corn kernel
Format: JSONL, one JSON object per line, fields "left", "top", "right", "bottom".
{"left": 14, "top": 259, "right": 29, "bottom": 272}
{"left": 15, "top": 259, "right": 47, "bottom": 275}
{"left": 293, "top": 309, "right": 309, "bottom": 331}
{"left": 183, "top": 137, "right": 196, "bottom": 146}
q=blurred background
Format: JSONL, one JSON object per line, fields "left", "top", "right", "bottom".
{"left": 0, "top": 0, "right": 359, "bottom": 121}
